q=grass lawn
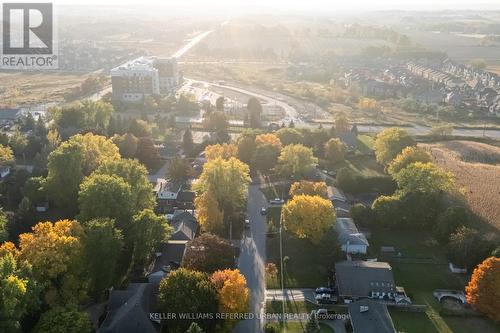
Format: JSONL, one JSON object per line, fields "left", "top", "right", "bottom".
{"left": 265, "top": 207, "right": 334, "bottom": 288}
{"left": 357, "top": 134, "right": 375, "bottom": 154}
{"left": 329, "top": 155, "right": 385, "bottom": 178}
{"left": 279, "top": 322, "right": 334, "bottom": 333}
{"left": 370, "top": 228, "right": 500, "bottom": 333}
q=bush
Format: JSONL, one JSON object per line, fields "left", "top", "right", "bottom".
{"left": 350, "top": 203, "right": 375, "bottom": 227}
{"left": 337, "top": 168, "right": 395, "bottom": 195}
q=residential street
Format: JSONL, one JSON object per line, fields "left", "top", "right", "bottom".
{"left": 233, "top": 185, "right": 268, "bottom": 333}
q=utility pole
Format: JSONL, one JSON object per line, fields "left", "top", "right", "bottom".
{"left": 279, "top": 210, "right": 285, "bottom": 325}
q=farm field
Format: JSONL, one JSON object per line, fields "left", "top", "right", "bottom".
{"left": 0, "top": 71, "right": 94, "bottom": 106}
{"left": 419, "top": 140, "right": 500, "bottom": 231}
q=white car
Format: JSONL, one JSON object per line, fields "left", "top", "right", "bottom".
{"left": 269, "top": 198, "right": 285, "bottom": 205}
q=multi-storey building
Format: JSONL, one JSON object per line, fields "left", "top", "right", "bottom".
{"left": 111, "top": 56, "right": 180, "bottom": 102}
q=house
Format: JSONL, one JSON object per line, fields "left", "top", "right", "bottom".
{"left": 175, "top": 190, "right": 195, "bottom": 211}
{"left": 153, "top": 178, "right": 183, "bottom": 213}
{"left": 348, "top": 299, "right": 397, "bottom": 333}
{"left": 169, "top": 211, "right": 198, "bottom": 241}
{"left": 0, "top": 108, "right": 23, "bottom": 124}
{"left": 98, "top": 283, "right": 159, "bottom": 333}
{"left": 149, "top": 242, "right": 187, "bottom": 283}
{"left": 335, "top": 218, "right": 369, "bottom": 254}
{"left": 335, "top": 261, "right": 406, "bottom": 302}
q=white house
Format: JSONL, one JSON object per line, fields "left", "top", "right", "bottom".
{"left": 336, "top": 218, "right": 369, "bottom": 254}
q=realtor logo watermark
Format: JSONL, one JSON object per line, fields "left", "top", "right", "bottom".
{"left": 1, "top": 2, "right": 58, "bottom": 69}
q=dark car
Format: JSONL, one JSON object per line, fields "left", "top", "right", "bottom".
{"left": 260, "top": 207, "right": 267, "bottom": 215}
{"left": 244, "top": 219, "right": 250, "bottom": 229}
{"left": 315, "top": 287, "right": 333, "bottom": 295}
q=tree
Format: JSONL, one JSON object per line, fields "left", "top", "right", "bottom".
{"left": 182, "top": 128, "right": 194, "bottom": 154}
{"left": 282, "top": 195, "right": 335, "bottom": 244}
{"left": 447, "top": 227, "right": 494, "bottom": 270}
{"left": 278, "top": 144, "right": 318, "bottom": 178}
{"left": 358, "top": 97, "right": 380, "bottom": 112}
{"left": 289, "top": 181, "right": 327, "bottom": 198}
{"left": 204, "top": 111, "right": 228, "bottom": 131}
{"left": 469, "top": 58, "right": 486, "bottom": 71}
{"left": 204, "top": 143, "right": 238, "bottom": 161}
{"left": 324, "top": 138, "right": 346, "bottom": 163}
{"left": 304, "top": 313, "right": 320, "bottom": 333}
{"left": 0, "top": 144, "right": 14, "bottom": 165}
{"left": 33, "top": 305, "right": 92, "bottom": 333}
{"left": 374, "top": 127, "right": 415, "bottom": 165}
{"left": 19, "top": 220, "right": 86, "bottom": 306}
{"left": 394, "top": 162, "right": 455, "bottom": 195}
{"left": 195, "top": 192, "right": 225, "bottom": 235}
{"left": 430, "top": 123, "right": 453, "bottom": 137}
{"left": 210, "top": 269, "right": 249, "bottom": 314}
{"left": 215, "top": 96, "right": 225, "bottom": 111}
{"left": 275, "top": 128, "right": 303, "bottom": 146}
{"left": 350, "top": 203, "right": 375, "bottom": 227}
{"left": 182, "top": 233, "right": 234, "bottom": 273}
{"left": 387, "top": 146, "right": 432, "bottom": 176}
{"left": 135, "top": 137, "right": 160, "bottom": 169}
{"left": 167, "top": 158, "right": 192, "bottom": 182}
{"left": 113, "top": 132, "right": 138, "bottom": 158}
{"left": 265, "top": 263, "right": 278, "bottom": 280}
{"left": 334, "top": 113, "right": 349, "bottom": 133}
{"left": 158, "top": 268, "right": 218, "bottom": 333}
{"left": 255, "top": 133, "right": 282, "bottom": 150}
{"left": 78, "top": 173, "right": 133, "bottom": 226}
{"left": 465, "top": 257, "right": 500, "bottom": 322}
{"left": 0, "top": 208, "right": 8, "bottom": 242}
{"left": 433, "top": 206, "right": 468, "bottom": 244}
{"left": 94, "top": 158, "right": 156, "bottom": 213}
{"left": 0, "top": 251, "right": 39, "bottom": 332}
{"left": 236, "top": 129, "right": 261, "bottom": 164}
{"left": 372, "top": 195, "right": 403, "bottom": 227}
{"left": 247, "top": 97, "right": 262, "bottom": 128}
{"left": 130, "top": 209, "right": 172, "bottom": 269}
{"left": 83, "top": 218, "right": 123, "bottom": 300}
{"left": 46, "top": 133, "right": 120, "bottom": 213}
{"left": 186, "top": 322, "right": 204, "bottom": 333}
{"left": 194, "top": 158, "right": 250, "bottom": 235}
{"left": 128, "top": 119, "right": 152, "bottom": 137}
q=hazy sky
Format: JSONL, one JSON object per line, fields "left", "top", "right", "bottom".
{"left": 51, "top": 0, "right": 500, "bottom": 12}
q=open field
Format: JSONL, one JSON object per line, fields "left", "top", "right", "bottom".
{"left": 419, "top": 140, "right": 500, "bottom": 231}
{"left": 0, "top": 72, "right": 94, "bottom": 106}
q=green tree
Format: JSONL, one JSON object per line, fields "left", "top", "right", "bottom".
{"left": 350, "top": 203, "right": 375, "bottom": 227}
{"left": 0, "top": 208, "right": 8, "bottom": 242}
{"left": 372, "top": 195, "right": 403, "bottom": 227}
{"left": 324, "top": 138, "right": 346, "bottom": 163}
{"left": 128, "top": 119, "right": 152, "bottom": 137}
{"left": 282, "top": 195, "right": 335, "bottom": 244}
{"left": 278, "top": 144, "right": 318, "bottom": 178}
{"left": 433, "top": 206, "right": 468, "bottom": 244}
{"left": 182, "top": 127, "right": 194, "bottom": 154}
{"left": 167, "top": 158, "right": 192, "bottom": 182}
{"left": 83, "top": 218, "right": 124, "bottom": 300}
{"left": 113, "top": 132, "right": 138, "bottom": 158}
{"left": 247, "top": 97, "right": 262, "bottom": 128}
{"left": 130, "top": 209, "right": 172, "bottom": 269}
{"left": 304, "top": 313, "right": 320, "bottom": 333}
{"left": 236, "top": 129, "right": 261, "bottom": 164}
{"left": 394, "top": 162, "right": 455, "bottom": 195}
{"left": 275, "top": 128, "right": 303, "bottom": 146}
{"left": 0, "top": 251, "right": 39, "bottom": 332}
{"left": 33, "top": 305, "right": 92, "bottom": 333}
{"left": 374, "top": 127, "right": 415, "bottom": 165}
{"left": 387, "top": 146, "right": 432, "bottom": 176}
{"left": 447, "top": 227, "right": 494, "bottom": 270}
{"left": 289, "top": 181, "right": 327, "bottom": 198}
{"left": 78, "top": 173, "right": 133, "bottom": 226}
{"left": 94, "top": 158, "right": 155, "bottom": 213}
{"left": 135, "top": 137, "right": 160, "bottom": 169}
{"left": 182, "top": 233, "right": 235, "bottom": 273}
{"left": 158, "top": 268, "right": 218, "bottom": 333}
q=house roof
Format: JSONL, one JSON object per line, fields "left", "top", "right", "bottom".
{"left": 98, "top": 283, "right": 158, "bottom": 333}
{"left": 152, "top": 242, "right": 187, "bottom": 274}
{"left": 176, "top": 190, "right": 195, "bottom": 203}
{"left": 335, "top": 218, "right": 369, "bottom": 247}
{"left": 154, "top": 178, "right": 183, "bottom": 199}
{"left": 335, "top": 261, "right": 395, "bottom": 298}
{"left": 170, "top": 212, "right": 198, "bottom": 241}
{"left": 0, "top": 108, "right": 22, "bottom": 120}
{"left": 338, "top": 131, "right": 358, "bottom": 150}
{"left": 348, "top": 299, "right": 397, "bottom": 333}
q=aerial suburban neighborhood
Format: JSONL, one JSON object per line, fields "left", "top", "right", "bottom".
{"left": 0, "top": 1, "right": 499, "bottom": 333}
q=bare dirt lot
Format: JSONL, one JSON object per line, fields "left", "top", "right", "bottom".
{"left": 419, "top": 140, "right": 500, "bottom": 231}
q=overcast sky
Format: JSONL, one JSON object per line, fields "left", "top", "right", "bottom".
{"left": 51, "top": 0, "right": 500, "bottom": 12}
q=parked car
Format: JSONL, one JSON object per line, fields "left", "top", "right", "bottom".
{"left": 244, "top": 219, "right": 250, "bottom": 229}
{"left": 315, "top": 293, "right": 336, "bottom": 304}
{"left": 269, "top": 198, "right": 285, "bottom": 205}
{"left": 315, "top": 287, "right": 333, "bottom": 295}
{"left": 260, "top": 207, "right": 267, "bottom": 215}
{"left": 327, "top": 170, "right": 337, "bottom": 177}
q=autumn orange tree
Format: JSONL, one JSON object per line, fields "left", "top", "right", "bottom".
{"left": 282, "top": 194, "right": 335, "bottom": 244}
{"left": 465, "top": 256, "right": 500, "bottom": 322}
{"left": 210, "top": 269, "right": 249, "bottom": 314}
{"left": 289, "top": 181, "right": 328, "bottom": 198}
{"left": 204, "top": 143, "right": 238, "bottom": 161}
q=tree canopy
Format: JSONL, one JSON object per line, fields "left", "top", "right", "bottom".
{"left": 387, "top": 146, "right": 432, "bottom": 176}
{"left": 33, "top": 305, "right": 92, "bottom": 333}
{"left": 465, "top": 257, "right": 500, "bottom": 322}
{"left": 324, "top": 138, "right": 346, "bottom": 163}
{"left": 278, "top": 144, "right": 318, "bottom": 178}
{"left": 210, "top": 269, "right": 249, "bottom": 314}
{"left": 0, "top": 144, "right": 14, "bottom": 166}
{"left": 282, "top": 195, "right": 335, "bottom": 244}
{"left": 275, "top": 128, "right": 303, "bottom": 146}
{"left": 394, "top": 162, "right": 455, "bottom": 195}
{"left": 373, "top": 127, "right": 415, "bottom": 165}
{"left": 204, "top": 143, "right": 238, "bottom": 161}
{"left": 289, "top": 181, "right": 327, "bottom": 198}
{"left": 182, "top": 233, "right": 235, "bottom": 273}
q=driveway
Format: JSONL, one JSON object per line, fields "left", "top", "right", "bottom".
{"left": 233, "top": 185, "right": 268, "bottom": 333}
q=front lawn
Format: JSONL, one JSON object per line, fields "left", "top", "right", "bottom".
{"left": 266, "top": 207, "right": 334, "bottom": 288}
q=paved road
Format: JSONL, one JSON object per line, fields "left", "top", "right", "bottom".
{"left": 233, "top": 185, "right": 268, "bottom": 333}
